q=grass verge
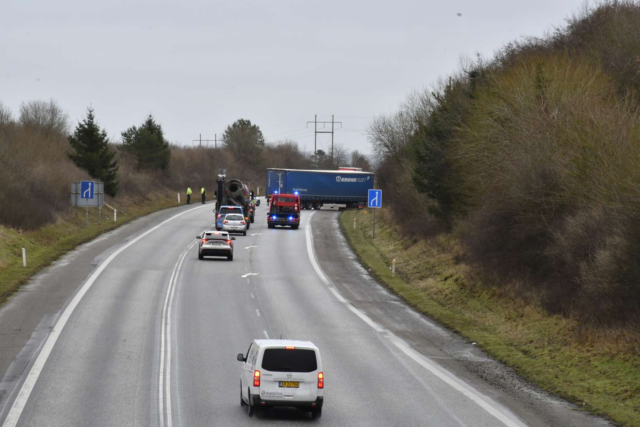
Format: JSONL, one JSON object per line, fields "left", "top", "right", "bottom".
{"left": 0, "top": 193, "right": 181, "bottom": 306}
{"left": 340, "top": 209, "right": 640, "bottom": 427}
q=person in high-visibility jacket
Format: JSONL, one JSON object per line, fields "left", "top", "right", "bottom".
{"left": 201, "top": 187, "right": 206, "bottom": 204}
{"left": 186, "top": 187, "right": 192, "bottom": 204}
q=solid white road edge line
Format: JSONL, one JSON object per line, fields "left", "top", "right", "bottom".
{"left": 2, "top": 204, "right": 210, "bottom": 427}
{"left": 304, "top": 211, "right": 528, "bottom": 427}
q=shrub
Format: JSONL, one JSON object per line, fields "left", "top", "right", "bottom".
{"left": 369, "top": 1, "right": 640, "bottom": 328}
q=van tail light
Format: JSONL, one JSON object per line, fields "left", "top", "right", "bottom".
{"left": 254, "top": 370, "right": 261, "bottom": 387}
{"left": 217, "top": 214, "right": 222, "bottom": 218}
{"left": 201, "top": 239, "right": 207, "bottom": 244}
{"left": 317, "top": 372, "right": 324, "bottom": 389}
{"left": 226, "top": 240, "right": 231, "bottom": 244}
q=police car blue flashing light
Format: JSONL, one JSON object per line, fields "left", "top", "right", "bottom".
{"left": 288, "top": 216, "right": 294, "bottom": 221}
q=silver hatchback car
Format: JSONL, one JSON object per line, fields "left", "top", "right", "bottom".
{"left": 222, "top": 213, "right": 248, "bottom": 236}
{"left": 197, "top": 231, "right": 235, "bottom": 261}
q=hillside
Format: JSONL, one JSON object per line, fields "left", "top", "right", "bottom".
{"left": 370, "top": 0, "right": 640, "bottom": 333}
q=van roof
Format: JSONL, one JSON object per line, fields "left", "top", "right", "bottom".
{"left": 254, "top": 339, "right": 318, "bottom": 350}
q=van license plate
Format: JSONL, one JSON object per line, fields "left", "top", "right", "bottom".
{"left": 279, "top": 381, "right": 299, "bottom": 388}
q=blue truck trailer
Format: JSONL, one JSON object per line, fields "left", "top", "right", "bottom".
{"left": 266, "top": 168, "right": 375, "bottom": 209}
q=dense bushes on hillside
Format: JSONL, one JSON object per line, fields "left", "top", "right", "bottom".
{"left": 369, "top": 0, "right": 640, "bottom": 328}
{"left": 0, "top": 101, "right": 88, "bottom": 229}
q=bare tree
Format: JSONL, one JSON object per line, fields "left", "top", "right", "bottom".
{"left": 264, "top": 140, "right": 311, "bottom": 169}
{"left": 367, "top": 89, "right": 433, "bottom": 160}
{"left": 350, "top": 150, "right": 372, "bottom": 171}
{"left": 19, "top": 99, "right": 69, "bottom": 136}
{"left": 0, "top": 102, "right": 13, "bottom": 126}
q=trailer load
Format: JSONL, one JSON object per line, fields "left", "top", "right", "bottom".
{"left": 216, "top": 177, "right": 253, "bottom": 227}
{"left": 266, "top": 168, "right": 374, "bottom": 210}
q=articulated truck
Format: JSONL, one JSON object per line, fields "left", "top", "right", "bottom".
{"left": 266, "top": 168, "right": 374, "bottom": 210}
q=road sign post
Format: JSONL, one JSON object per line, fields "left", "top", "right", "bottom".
{"left": 367, "top": 189, "right": 382, "bottom": 239}
{"left": 81, "top": 181, "right": 94, "bottom": 229}
{"left": 72, "top": 181, "right": 104, "bottom": 228}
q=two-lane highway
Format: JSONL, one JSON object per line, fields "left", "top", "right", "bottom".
{"left": 0, "top": 203, "right": 609, "bottom": 426}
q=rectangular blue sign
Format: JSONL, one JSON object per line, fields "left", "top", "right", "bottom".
{"left": 368, "top": 189, "right": 382, "bottom": 208}
{"left": 80, "top": 181, "right": 95, "bottom": 199}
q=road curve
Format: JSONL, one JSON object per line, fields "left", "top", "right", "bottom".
{"left": 0, "top": 203, "right": 609, "bottom": 426}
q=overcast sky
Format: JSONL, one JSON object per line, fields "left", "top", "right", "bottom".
{"left": 1, "top": 0, "right": 586, "bottom": 156}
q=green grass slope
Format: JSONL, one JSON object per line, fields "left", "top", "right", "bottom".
{"left": 0, "top": 194, "right": 179, "bottom": 305}
{"left": 341, "top": 209, "right": 640, "bottom": 426}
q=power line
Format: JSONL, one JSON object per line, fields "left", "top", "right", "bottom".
{"left": 259, "top": 118, "right": 310, "bottom": 134}
{"left": 266, "top": 127, "right": 311, "bottom": 139}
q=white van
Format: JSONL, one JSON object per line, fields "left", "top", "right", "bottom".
{"left": 237, "top": 339, "right": 324, "bottom": 418}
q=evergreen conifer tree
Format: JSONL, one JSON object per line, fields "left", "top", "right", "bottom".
{"left": 121, "top": 115, "right": 171, "bottom": 172}
{"left": 68, "top": 108, "right": 119, "bottom": 196}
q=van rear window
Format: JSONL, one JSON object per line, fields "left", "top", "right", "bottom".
{"left": 261, "top": 349, "right": 317, "bottom": 372}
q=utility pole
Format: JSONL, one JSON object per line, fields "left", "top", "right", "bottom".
{"left": 192, "top": 134, "right": 218, "bottom": 147}
{"left": 331, "top": 114, "right": 335, "bottom": 163}
{"left": 306, "top": 115, "right": 342, "bottom": 168}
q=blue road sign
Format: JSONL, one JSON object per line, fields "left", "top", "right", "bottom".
{"left": 80, "top": 181, "right": 95, "bottom": 199}
{"left": 368, "top": 189, "right": 382, "bottom": 208}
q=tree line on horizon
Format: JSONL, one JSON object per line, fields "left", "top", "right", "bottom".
{"left": 0, "top": 100, "right": 371, "bottom": 229}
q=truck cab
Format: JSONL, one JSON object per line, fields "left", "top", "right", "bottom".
{"left": 267, "top": 193, "right": 301, "bottom": 229}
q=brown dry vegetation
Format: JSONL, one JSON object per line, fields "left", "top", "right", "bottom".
{"left": 370, "top": 1, "right": 640, "bottom": 333}
{"left": 0, "top": 102, "right": 361, "bottom": 230}
{"left": 0, "top": 101, "right": 89, "bottom": 229}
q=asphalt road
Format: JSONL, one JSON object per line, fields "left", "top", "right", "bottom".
{"left": 0, "top": 203, "right": 610, "bottom": 426}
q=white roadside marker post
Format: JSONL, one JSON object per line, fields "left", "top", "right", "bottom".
{"left": 114, "top": 209, "right": 117, "bottom": 222}
{"left": 22, "top": 248, "right": 27, "bottom": 267}
{"left": 392, "top": 258, "right": 396, "bottom": 277}
{"left": 178, "top": 193, "right": 181, "bottom": 204}
{"left": 354, "top": 217, "right": 357, "bottom": 230}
